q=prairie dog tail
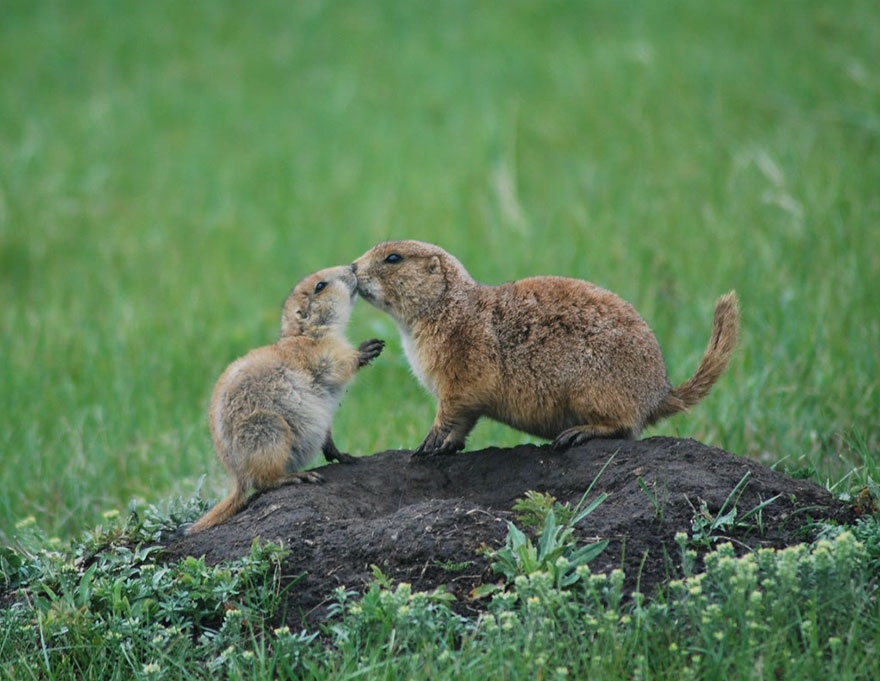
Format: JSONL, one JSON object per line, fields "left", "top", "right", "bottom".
{"left": 188, "top": 482, "right": 248, "bottom": 533}
{"left": 648, "top": 291, "right": 739, "bottom": 424}
{"left": 189, "top": 411, "right": 294, "bottom": 533}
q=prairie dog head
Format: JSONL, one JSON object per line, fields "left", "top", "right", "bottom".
{"left": 281, "top": 265, "right": 358, "bottom": 337}
{"left": 351, "top": 241, "right": 474, "bottom": 326}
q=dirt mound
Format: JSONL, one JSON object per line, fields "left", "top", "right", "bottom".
{"left": 163, "top": 437, "right": 853, "bottom": 625}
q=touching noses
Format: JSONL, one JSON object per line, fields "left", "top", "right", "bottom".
{"left": 350, "top": 262, "right": 358, "bottom": 273}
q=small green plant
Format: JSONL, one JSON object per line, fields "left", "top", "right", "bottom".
{"left": 328, "top": 566, "right": 463, "bottom": 652}
{"left": 848, "top": 476, "right": 880, "bottom": 515}
{"left": 688, "top": 472, "right": 780, "bottom": 548}
{"left": 788, "top": 464, "right": 819, "bottom": 480}
{"left": 484, "top": 510, "right": 608, "bottom": 591}
{"left": 636, "top": 476, "right": 668, "bottom": 522}
{"left": 512, "top": 490, "right": 575, "bottom": 529}
{"left": 474, "top": 456, "right": 614, "bottom": 597}
{"left": 433, "top": 559, "right": 474, "bottom": 573}
{"left": 817, "top": 514, "right": 880, "bottom": 574}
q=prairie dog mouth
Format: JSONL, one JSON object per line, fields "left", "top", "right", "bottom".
{"left": 355, "top": 280, "right": 374, "bottom": 300}
{"left": 341, "top": 272, "right": 358, "bottom": 298}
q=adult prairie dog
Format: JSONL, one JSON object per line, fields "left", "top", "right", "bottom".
{"left": 352, "top": 240, "right": 737, "bottom": 456}
{"left": 188, "top": 266, "right": 384, "bottom": 532}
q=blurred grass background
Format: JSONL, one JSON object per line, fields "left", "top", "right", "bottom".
{"left": 1, "top": 0, "right": 877, "bottom": 539}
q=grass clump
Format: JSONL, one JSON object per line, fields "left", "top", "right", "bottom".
{"left": 687, "top": 471, "right": 780, "bottom": 548}
{"left": 327, "top": 568, "right": 465, "bottom": 655}
{"left": 0, "top": 501, "right": 298, "bottom": 680}
{"left": 2, "top": 500, "right": 879, "bottom": 679}
{"left": 476, "top": 458, "right": 614, "bottom": 596}
{"left": 319, "top": 527, "right": 878, "bottom": 681}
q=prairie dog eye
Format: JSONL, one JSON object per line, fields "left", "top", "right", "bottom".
{"left": 314, "top": 281, "right": 328, "bottom": 293}
{"left": 384, "top": 253, "right": 403, "bottom": 264}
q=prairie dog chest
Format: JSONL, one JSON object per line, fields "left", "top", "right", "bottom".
{"left": 398, "top": 324, "right": 438, "bottom": 397}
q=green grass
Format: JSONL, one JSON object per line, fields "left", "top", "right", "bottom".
{"left": 3, "top": 490, "right": 879, "bottom": 680}
{"left": 3, "top": 0, "right": 877, "bottom": 540}
{"left": 1, "top": 4, "right": 879, "bottom": 674}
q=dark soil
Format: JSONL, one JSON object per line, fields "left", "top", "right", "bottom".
{"left": 163, "top": 437, "right": 854, "bottom": 626}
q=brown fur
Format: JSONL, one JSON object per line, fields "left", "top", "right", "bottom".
{"left": 188, "top": 266, "right": 384, "bottom": 532}
{"left": 352, "top": 240, "right": 738, "bottom": 455}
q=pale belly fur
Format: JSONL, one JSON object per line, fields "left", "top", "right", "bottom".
{"left": 397, "top": 324, "right": 438, "bottom": 397}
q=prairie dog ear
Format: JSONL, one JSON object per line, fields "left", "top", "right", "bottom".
{"left": 281, "top": 300, "right": 308, "bottom": 336}
{"left": 428, "top": 255, "right": 441, "bottom": 274}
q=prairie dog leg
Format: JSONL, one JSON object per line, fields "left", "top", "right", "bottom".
{"left": 551, "top": 423, "right": 633, "bottom": 451}
{"left": 413, "top": 406, "right": 479, "bottom": 457}
{"left": 258, "top": 471, "right": 324, "bottom": 490}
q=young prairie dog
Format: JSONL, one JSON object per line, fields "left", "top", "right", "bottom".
{"left": 352, "top": 240, "right": 738, "bottom": 456}
{"left": 188, "top": 266, "right": 384, "bottom": 532}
